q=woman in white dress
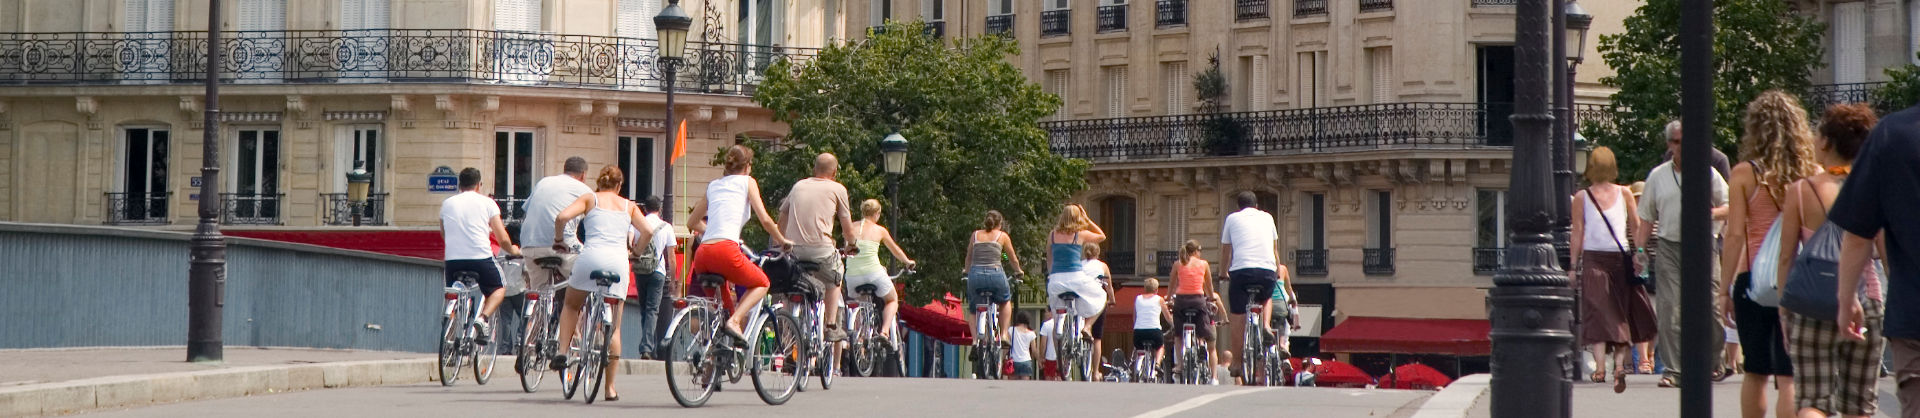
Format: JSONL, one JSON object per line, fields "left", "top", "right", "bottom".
{"left": 1046, "top": 204, "right": 1108, "bottom": 339}
{"left": 548, "top": 166, "right": 655, "bottom": 401}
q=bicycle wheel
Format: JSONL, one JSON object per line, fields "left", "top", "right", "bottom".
{"left": 573, "top": 306, "right": 603, "bottom": 403}
{"left": 850, "top": 308, "right": 877, "bottom": 377}
{"left": 665, "top": 309, "right": 717, "bottom": 408}
{"left": 1197, "top": 345, "right": 1214, "bottom": 385}
{"left": 561, "top": 322, "right": 585, "bottom": 400}
{"left": 584, "top": 321, "right": 612, "bottom": 404}
{"left": 518, "top": 300, "right": 549, "bottom": 393}
{"left": 1266, "top": 346, "right": 1288, "bottom": 387}
{"left": 474, "top": 315, "right": 500, "bottom": 385}
{"left": 751, "top": 312, "right": 801, "bottom": 405}
{"left": 437, "top": 304, "right": 465, "bottom": 386}
{"left": 817, "top": 309, "right": 836, "bottom": 390}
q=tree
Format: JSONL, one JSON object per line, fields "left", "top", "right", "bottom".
{"left": 1593, "top": 0, "right": 1824, "bottom": 180}
{"left": 745, "top": 20, "right": 1088, "bottom": 304}
{"left": 1876, "top": 59, "right": 1920, "bottom": 113}
{"left": 1193, "top": 52, "right": 1247, "bottom": 156}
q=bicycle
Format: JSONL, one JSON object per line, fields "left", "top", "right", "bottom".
{"left": 1130, "top": 340, "right": 1159, "bottom": 383}
{"left": 846, "top": 267, "right": 914, "bottom": 378}
{"left": 1239, "top": 287, "right": 1286, "bottom": 387}
{"left": 1051, "top": 291, "right": 1094, "bottom": 382}
{"left": 438, "top": 256, "right": 512, "bottom": 386}
{"left": 562, "top": 270, "right": 622, "bottom": 404}
{"left": 1173, "top": 306, "right": 1213, "bottom": 385}
{"left": 969, "top": 277, "right": 1021, "bottom": 380}
{"left": 516, "top": 256, "right": 565, "bottom": 394}
{"left": 778, "top": 254, "right": 834, "bottom": 392}
{"left": 1101, "top": 349, "right": 1131, "bottom": 383}
{"left": 662, "top": 249, "right": 800, "bottom": 408}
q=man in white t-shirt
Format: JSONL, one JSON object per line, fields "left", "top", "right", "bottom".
{"left": 440, "top": 168, "right": 522, "bottom": 342}
{"left": 1220, "top": 191, "right": 1281, "bottom": 383}
{"left": 519, "top": 157, "right": 593, "bottom": 291}
{"left": 630, "top": 196, "right": 678, "bottom": 359}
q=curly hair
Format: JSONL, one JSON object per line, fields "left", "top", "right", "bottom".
{"left": 1738, "top": 90, "right": 1821, "bottom": 203}
{"left": 1820, "top": 103, "right": 1878, "bottom": 162}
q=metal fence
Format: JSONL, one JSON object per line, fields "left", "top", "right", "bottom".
{"left": 321, "top": 193, "right": 390, "bottom": 226}
{"left": 1295, "top": 249, "right": 1329, "bottom": 276}
{"left": 1238, "top": 0, "right": 1271, "bottom": 20}
{"left": 986, "top": 14, "right": 1016, "bottom": 35}
{"left": 1363, "top": 248, "right": 1396, "bottom": 275}
{"left": 1360, "top": 0, "right": 1394, "bottom": 12}
{"left": 1042, "top": 10, "right": 1073, "bottom": 36}
{"left": 1046, "top": 102, "right": 1510, "bottom": 161}
{"left": 220, "top": 193, "right": 284, "bottom": 225}
{"left": 1098, "top": 5, "right": 1129, "bottom": 32}
{"left": 1157, "top": 0, "right": 1189, "bottom": 27}
{"left": 1293, "top": 0, "right": 1328, "bottom": 17}
{"left": 105, "top": 192, "right": 171, "bottom": 226}
{"left": 0, "top": 30, "right": 816, "bottom": 95}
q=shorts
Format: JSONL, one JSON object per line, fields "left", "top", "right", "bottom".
{"left": 445, "top": 258, "right": 506, "bottom": 296}
{"left": 846, "top": 271, "right": 894, "bottom": 298}
{"left": 1134, "top": 329, "right": 1165, "bottom": 351}
{"left": 1042, "top": 360, "right": 1059, "bottom": 380}
{"left": 790, "top": 245, "right": 844, "bottom": 289}
{"left": 1013, "top": 360, "right": 1035, "bottom": 377}
{"left": 1172, "top": 294, "right": 1213, "bottom": 341}
{"left": 519, "top": 246, "right": 575, "bottom": 291}
{"left": 691, "top": 241, "right": 769, "bottom": 288}
{"left": 1733, "top": 274, "right": 1792, "bottom": 376}
{"left": 965, "top": 266, "right": 1012, "bottom": 307}
{"left": 1227, "top": 268, "right": 1279, "bottom": 315}
{"left": 1888, "top": 337, "right": 1920, "bottom": 418}
{"left": 1090, "top": 306, "right": 1109, "bottom": 340}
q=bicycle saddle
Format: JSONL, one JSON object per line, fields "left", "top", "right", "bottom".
{"left": 1057, "top": 291, "right": 1080, "bottom": 300}
{"left": 697, "top": 273, "right": 726, "bottom": 287}
{"left": 589, "top": 270, "right": 620, "bottom": 286}
{"left": 854, "top": 284, "right": 880, "bottom": 295}
{"left": 534, "top": 256, "right": 564, "bottom": 268}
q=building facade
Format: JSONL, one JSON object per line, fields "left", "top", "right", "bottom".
{"left": 0, "top": 0, "right": 834, "bottom": 229}
{"left": 1799, "top": 0, "right": 1920, "bottom": 110}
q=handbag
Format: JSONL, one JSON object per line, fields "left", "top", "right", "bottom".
{"left": 1780, "top": 183, "right": 1854, "bottom": 321}
{"left": 1746, "top": 216, "right": 1788, "bottom": 306}
{"left": 1583, "top": 187, "right": 1638, "bottom": 285}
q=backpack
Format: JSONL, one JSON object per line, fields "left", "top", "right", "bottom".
{"left": 1745, "top": 216, "right": 1788, "bottom": 306}
{"left": 633, "top": 220, "right": 671, "bottom": 274}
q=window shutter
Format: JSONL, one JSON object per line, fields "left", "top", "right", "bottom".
{"left": 1370, "top": 47, "right": 1393, "bottom": 103}
{"left": 497, "top": 0, "right": 541, "bottom": 32}
{"left": 1163, "top": 196, "right": 1189, "bottom": 253}
{"left": 1164, "top": 61, "right": 1187, "bottom": 114}
{"left": 872, "top": 0, "right": 885, "bottom": 26}
{"left": 1834, "top": 2, "right": 1867, "bottom": 83}
{"left": 1106, "top": 66, "right": 1128, "bottom": 117}
{"left": 618, "top": 0, "right": 657, "bottom": 38}
{"left": 1250, "top": 55, "right": 1268, "bottom": 111}
{"left": 1296, "top": 52, "right": 1315, "bottom": 108}
{"left": 1047, "top": 70, "right": 1070, "bottom": 119}
{"left": 343, "top": 0, "right": 389, "bottom": 30}
{"left": 237, "top": 0, "right": 285, "bottom": 32}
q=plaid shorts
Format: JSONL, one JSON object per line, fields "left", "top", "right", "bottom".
{"left": 1788, "top": 298, "right": 1886, "bottom": 417}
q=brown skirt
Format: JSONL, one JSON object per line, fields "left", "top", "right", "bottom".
{"left": 1579, "top": 251, "right": 1658, "bottom": 346}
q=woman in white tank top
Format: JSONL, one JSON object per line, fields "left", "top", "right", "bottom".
{"left": 1569, "top": 146, "right": 1657, "bottom": 392}
{"left": 690, "top": 145, "right": 792, "bottom": 342}
{"left": 548, "top": 166, "right": 658, "bottom": 400}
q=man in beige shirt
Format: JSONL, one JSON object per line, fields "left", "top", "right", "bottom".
{"left": 781, "top": 153, "right": 859, "bottom": 341}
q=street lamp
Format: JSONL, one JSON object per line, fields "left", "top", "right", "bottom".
{"left": 1572, "top": 134, "right": 1591, "bottom": 176}
{"left": 346, "top": 160, "right": 373, "bottom": 227}
{"left": 880, "top": 132, "right": 909, "bottom": 242}
{"left": 652, "top": 0, "right": 693, "bottom": 355}
{"left": 188, "top": 0, "right": 228, "bottom": 363}
{"left": 1565, "top": 2, "right": 1593, "bottom": 66}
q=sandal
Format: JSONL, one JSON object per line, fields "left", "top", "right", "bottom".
{"left": 1711, "top": 368, "right": 1732, "bottom": 382}
{"left": 1614, "top": 370, "right": 1628, "bottom": 393}
{"left": 1638, "top": 360, "right": 1653, "bottom": 375}
{"left": 1591, "top": 370, "right": 1607, "bottom": 384}
{"left": 1658, "top": 377, "right": 1677, "bottom": 388}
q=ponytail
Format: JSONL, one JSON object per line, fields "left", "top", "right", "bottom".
{"left": 1179, "top": 240, "right": 1200, "bottom": 265}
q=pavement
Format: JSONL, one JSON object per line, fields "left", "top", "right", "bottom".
{"left": 1458, "top": 373, "right": 1905, "bottom": 417}
{"left": 1, "top": 347, "right": 423, "bottom": 388}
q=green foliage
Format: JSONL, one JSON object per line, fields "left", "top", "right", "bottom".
{"left": 746, "top": 19, "right": 1088, "bottom": 305}
{"left": 1877, "top": 60, "right": 1920, "bottom": 112}
{"left": 1593, "top": 0, "right": 1824, "bottom": 181}
{"left": 1191, "top": 53, "right": 1245, "bottom": 156}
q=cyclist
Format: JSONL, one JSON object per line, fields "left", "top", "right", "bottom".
{"left": 1168, "top": 240, "right": 1214, "bottom": 375}
{"left": 1134, "top": 277, "right": 1171, "bottom": 374}
{"left": 689, "top": 145, "right": 793, "bottom": 343}
{"left": 1009, "top": 313, "right": 1038, "bottom": 381}
{"left": 1268, "top": 265, "right": 1300, "bottom": 357}
{"left": 965, "top": 210, "right": 1025, "bottom": 342}
{"left": 844, "top": 199, "right": 916, "bottom": 346}
{"left": 547, "top": 166, "right": 655, "bottom": 401}
{"left": 1082, "top": 243, "right": 1115, "bottom": 381}
{"left": 1220, "top": 191, "right": 1281, "bottom": 383}
{"left": 440, "top": 168, "right": 523, "bottom": 343}
{"left": 1046, "top": 204, "right": 1108, "bottom": 340}
{"left": 520, "top": 157, "right": 593, "bottom": 308}
{"left": 778, "top": 153, "right": 861, "bottom": 343}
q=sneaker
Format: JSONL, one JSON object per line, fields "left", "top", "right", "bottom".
{"left": 474, "top": 318, "right": 492, "bottom": 343}
{"left": 550, "top": 355, "right": 570, "bottom": 371}
{"left": 825, "top": 327, "right": 850, "bottom": 343}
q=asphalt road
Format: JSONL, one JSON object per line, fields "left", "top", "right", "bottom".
{"left": 85, "top": 376, "right": 1433, "bottom": 417}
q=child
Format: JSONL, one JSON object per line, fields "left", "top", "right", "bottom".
{"left": 1009, "top": 313, "right": 1038, "bottom": 380}
{"left": 1039, "top": 312, "right": 1059, "bottom": 381}
{"left": 1134, "top": 278, "right": 1170, "bottom": 371}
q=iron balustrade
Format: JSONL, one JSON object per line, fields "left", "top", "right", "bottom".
{"left": 1155, "top": 250, "right": 1179, "bottom": 276}
{"left": 1471, "top": 0, "right": 1515, "bottom": 6}
{"left": 1042, "top": 10, "right": 1073, "bottom": 36}
{"left": 494, "top": 197, "right": 529, "bottom": 225}
{"left": 105, "top": 192, "right": 171, "bottom": 225}
{"left": 1045, "top": 102, "right": 1532, "bottom": 161}
{"left": 986, "top": 14, "right": 1016, "bottom": 35}
{"left": 926, "top": 21, "right": 948, "bottom": 38}
{"left": 1237, "top": 0, "right": 1271, "bottom": 20}
{"left": 321, "top": 193, "right": 389, "bottom": 226}
{"left": 1571, "top": 103, "right": 1620, "bottom": 135}
{"left": 1805, "top": 82, "right": 1891, "bottom": 114}
{"left": 1363, "top": 248, "right": 1395, "bottom": 275}
{"left": 1292, "top": 0, "right": 1326, "bottom": 17}
{"left": 1295, "top": 249, "right": 1328, "bottom": 276}
{"left": 1106, "top": 250, "right": 1137, "bottom": 276}
{"left": 1360, "top": 0, "right": 1394, "bottom": 12}
{"left": 219, "top": 193, "right": 284, "bottom": 225}
{"left": 1473, "top": 247, "right": 1505, "bottom": 274}
{"left": 1098, "top": 5, "right": 1129, "bottom": 32}
{"left": 1157, "top": 1, "right": 1189, "bottom": 27}
{"left": 0, "top": 30, "right": 815, "bottom": 95}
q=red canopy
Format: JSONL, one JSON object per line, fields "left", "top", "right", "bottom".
{"left": 1319, "top": 317, "right": 1491, "bottom": 356}
{"left": 1314, "top": 360, "right": 1375, "bottom": 388}
{"left": 898, "top": 291, "right": 972, "bottom": 346}
{"left": 1384, "top": 363, "right": 1453, "bottom": 390}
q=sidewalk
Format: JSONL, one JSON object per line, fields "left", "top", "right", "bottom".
{"left": 1459, "top": 375, "right": 1902, "bottom": 417}
{"left": 1, "top": 347, "right": 423, "bottom": 387}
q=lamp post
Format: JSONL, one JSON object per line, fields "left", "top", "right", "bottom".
{"left": 655, "top": 0, "right": 691, "bottom": 226}
{"left": 1487, "top": 0, "right": 1572, "bottom": 415}
{"left": 346, "top": 161, "right": 373, "bottom": 227}
{"left": 880, "top": 132, "right": 909, "bottom": 246}
{"left": 1679, "top": 0, "right": 1716, "bottom": 413}
{"left": 187, "top": 0, "right": 226, "bottom": 363}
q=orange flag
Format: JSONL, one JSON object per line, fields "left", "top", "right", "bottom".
{"left": 670, "top": 119, "right": 688, "bottom": 164}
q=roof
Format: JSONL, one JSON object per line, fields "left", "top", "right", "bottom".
{"left": 1319, "top": 317, "right": 1491, "bottom": 356}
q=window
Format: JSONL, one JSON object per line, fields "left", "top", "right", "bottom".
{"left": 1910, "top": 0, "right": 1920, "bottom": 65}
{"left": 334, "top": 125, "right": 381, "bottom": 193}
{"left": 1475, "top": 189, "right": 1508, "bottom": 273}
{"left": 341, "top": 0, "right": 389, "bottom": 79}
{"left": 1104, "top": 65, "right": 1128, "bottom": 118}
{"left": 230, "top": 128, "right": 282, "bottom": 221}
{"left": 1047, "top": 0, "right": 1070, "bottom": 11}
{"left": 1295, "top": 51, "right": 1325, "bottom": 108}
{"left": 341, "top": 0, "right": 389, "bottom": 30}
{"left": 495, "top": 0, "right": 542, "bottom": 31}
{"left": 618, "top": 0, "right": 659, "bottom": 39}
{"left": 1099, "top": 196, "right": 1137, "bottom": 276}
{"left": 617, "top": 135, "right": 658, "bottom": 199}
{"left": 118, "top": 127, "right": 170, "bottom": 222}
{"left": 1162, "top": 195, "right": 1190, "bottom": 253}
{"left": 739, "top": 0, "right": 785, "bottom": 47}
{"left": 495, "top": 130, "right": 538, "bottom": 220}
{"left": 992, "top": 0, "right": 1013, "bottom": 15}
{"left": 1238, "top": 55, "right": 1267, "bottom": 111}
{"left": 1833, "top": 2, "right": 1866, "bottom": 83}
{"left": 1163, "top": 60, "right": 1188, "bottom": 114}
{"left": 924, "top": 0, "right": 944, "bottom": 21}
{"left": 1046, "top": 69, "right": 1070, "bottom": 120}
{"left": 236, "top": 0, "right": 286, "bottom": 83}
{"left": 123, "top": 0, "right": 174, "bottom": 31}
{"left": 1366, "top": 190, "right": 1392, "bottom": 248}
{"left": 872, "top": 0, "right": 890, "bottom": 26}
{"left": 1299, "top": 193, "right": 1325, "bottom": 250}
{"left": 1368, "top": 47, "right": 1393, "bottom": 104}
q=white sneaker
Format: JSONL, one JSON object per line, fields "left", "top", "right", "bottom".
{"left": 474, "top": 318, "right": 492, "bottom": 343}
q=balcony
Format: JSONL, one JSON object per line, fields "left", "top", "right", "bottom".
{"left": 1805, "top": 82, "right": 1893, "bottom": 114}
{"left": 1473, "top": 247, "right": 1504, "bottom": 274}
{"left": 1108, "top": 250, "right": 1137, "bottom": 276}
{"left": 1042, "top": 10, "right": 1073, "bottom": 37}
{"left": 1470, "top": 0, "right": 1514, "bottom": 6}
{"left": 1045, "top": 102, "right": 1507, "bottom": 161}
{"left": 495, "top": 197, "right": 529, "bottom": 225}
{"left": 1360, "top": 0, "right": 1393, "bottom": 13}
{"left": 0, "top": 30, "right": 816, "bottom": 95}
{"left": 1155, "top": 250, "right": 1179, "bottom": 276}
{"left": 1156, "top": 0, "right": 1188, "bottom": 27}
{"left": 220, "top": 193, "right": 284, "bottom": 225}
{"left": 1292, "top": 0, "right": 1326, "bottom": 17}
{"left": 926, "top": 21, "right": 947, "bottom": 38}
{"left": 105, "top": 192, "right": 170, "bottom": 226}
{"left": 1363, "top": 248, "right": 1395, "bottom": 275}
{"left": 1237, "top": 0, "right": 1270, "bottom": 20}
{"left": 1098, "top": 5, "right": 1129, "bottom": 32}
{"left": 1294, "top": 249, "right": 1328, "bottom": 276}
{"left": 986, "top": 14, "right": 1016, "bottom": 35}
{"left": 321, "top": 193, "right": 390, "bottom": 226}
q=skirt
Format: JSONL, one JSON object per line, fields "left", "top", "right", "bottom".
{"left": 567, "top": 247, "right": 631, "bottom": 300}
{"left": 1578, "top": 250, "right": 1657, "bottom": 345}
{"left": 1047, "top": 272, "right": 1107, "bottom": 319}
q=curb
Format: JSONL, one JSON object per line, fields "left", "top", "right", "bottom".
{"left": 1408, "top": 373, "right": 1489, "bottom": 418}
{"left": 0, "top": 358, "right": 665, "bottom": 417}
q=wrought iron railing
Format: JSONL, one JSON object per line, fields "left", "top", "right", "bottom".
{"left": 494, "top": 197, "right": 530, "bottom": 225}
{"left": 1157, "top": 1, "right": 1189, "bottom": 27}
{"left": 1042, "top": 10, "right": 1073, "bottom": 36}
{"left": 1292, "top": 0, "right": 1326, "bottom": 17}
{"left": 321, "top": 193, "right": 389, "bottom": 226}
{"left": 105, "top": 192, "right": 171, "bottom": 225}
{"left": 1295, "top": 249, "right": 1328, "bottom": 276}
{"left": 1572, "top": 102, "right": 1620, "bottom": 134}
{"left": 926, "top": 21, "right": 948, "bottom": 38}
{"left": 1804, "top": 82, "right": 1891, "bottom": 114}
{"left": 1098, "top": 5, "right": 1129, "bottom": 32}
{"left": 1045, "top": 102, "right": 1533, "bottom": 160}
{"left": 1237, "top": 0, "right": 1271, "bottom": 20}
{"left": 986, "top": 14, "right": 1016, "bottom": 35}
{"left": 0, "top": 30, "right": 815, "bottom": 95}
{"left": 1470, "top": 0, "right": 1515, "bottom": 6}
{"left": 220, "top": 193, "right": 284, "bottom": 225}
{"left": 1360, "top": 0, "right": 1394, "bottom": 12}
{"left": 1155, "top": 250, "right": 1179, "bottom": 276}
{"left": 1473, "top": 247, "right": 1503, "bottom": 274}
{"left": 1107, "top": 250, "right": 1137, "bottom": 276}
{"left": 1363, "top": 248, "right": 1395, "bottom": 275}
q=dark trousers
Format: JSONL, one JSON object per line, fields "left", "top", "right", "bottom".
{"left": 634, "top": 271, "right": 667, "bottom": 357}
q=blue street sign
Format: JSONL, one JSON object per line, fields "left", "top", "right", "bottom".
{"left": 428, "top": 166, "right": 458, "bottom": 193}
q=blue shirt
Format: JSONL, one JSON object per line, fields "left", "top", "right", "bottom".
{"left": 1828, "top": 104, "right": 1920, "bottom": 339}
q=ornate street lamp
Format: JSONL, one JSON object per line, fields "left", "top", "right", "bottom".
{"left": 655, "top": 0, "right": 692, "bottom": 227}
{"left": 1572, "top": 134, "right": 1591, "bottom": 176}
{"left": 1565, "top": 2, "right": 1593, "bottom": 66}
{"left": 188, "top": 0, "right": 227, "bottom": 362}
{"left": 346, "top": 160, "right": 373, "bottom": 227}
{"left": 881, "top": 132, "right": 909, "bottom": 241}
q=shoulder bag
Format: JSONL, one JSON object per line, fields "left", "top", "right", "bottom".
{"left": 1780, "top": 182, "right": 1855, "bottom": 321}
{"left": 1583, "top": 187, "right": 1637, "bottom": 285}
{"left": 1745, "top": 161, "right": 1789, "bottom": 307}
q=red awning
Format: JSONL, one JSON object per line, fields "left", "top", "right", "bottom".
{"left": 1319, "top": 317, "right": 1491, "bottom": 356}
{"left": 899, "top": 291, "right": 972, "bottom": 346}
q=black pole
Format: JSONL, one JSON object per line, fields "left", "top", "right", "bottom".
{"left": 1487, "top": 0, "right": 1573, "bottom": 414}
{"left": 1551, "top": 3, "right": 1579, "bottom": 412}
{"left": 188, "top": 0, "right": 227, "bottom": 363}
{"left": 655, "top": 59, "right": 680, "bottom": 357}
{"left": 352, "top": 201, "right": 363, "bottom": 227}
{"left": 1678, "top": 0, "right": 1714, "bottom": 413}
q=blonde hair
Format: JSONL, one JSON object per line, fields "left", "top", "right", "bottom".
{"left": 1082, "top": 242, "right": 1102, "bottom": 260}
{"left": 860, "top": 199, "right": 883, "bottom": 219}
{"left": 1055, "top": 204, "right": 1090, "bottom": 232}
{"left": 1583, "top": 146, "right": 1619, "bottom": 185}
{"left": 1144, "top": 278, "right": 1160, "bottom": 292}
{"left": 1739, "top": 90, "right": 1821, "bottom": 203}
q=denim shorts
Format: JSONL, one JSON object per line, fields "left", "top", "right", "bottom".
{"left": 1013, "top": 361, "right": 1035, "bottom": 377}
{"left": 965, "top": 266, "right": 1011, "bottom": 307}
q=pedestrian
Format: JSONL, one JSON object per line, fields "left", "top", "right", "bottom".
{"left": 1570, "top": 145, "right": 1658, "bottom": 393}
{"left": 1009, "top": 313, "right": 1038, "bottom": 381}
{"left": 1826, "top": 100, "right": 1920, "bottom": 418}
{"left": 629, "top": 196, "right": 675, "bottom": 360}
{"left": 1635, "top": 119, "right": 1732, "bottom": 388}
{"left": 1629, "top": 180, "right": 1658, "bottom": 376}
{"left": 1718, "top": 90, "right": 1822, "bottom": 417}
{"left": 1778, "top": 103, "right": 1885, "bottom": 418}
{"left": 548, "top": 166, "right": 657, "bottom": 401}
{"left": 1220, "top": 191, "right": 1283, "bottom": 384}
{"left": 1039, "top": 312, "right": 1060, "bottom": 381}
